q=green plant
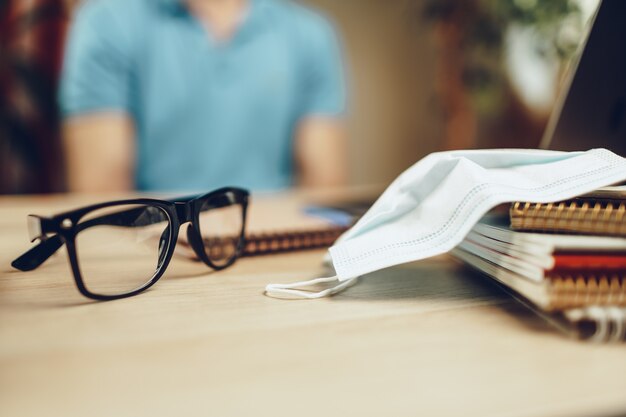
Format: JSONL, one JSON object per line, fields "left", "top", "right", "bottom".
{"left": 422, "top": 0, "right": 584, "bottom": 149}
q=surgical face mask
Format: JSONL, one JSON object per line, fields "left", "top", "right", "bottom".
{"left": 266, "top": 148, "right": 626, "bottom": 299}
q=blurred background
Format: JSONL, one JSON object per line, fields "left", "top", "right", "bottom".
{"left": 0, "top": 0, "right": 599, "bottom": 194}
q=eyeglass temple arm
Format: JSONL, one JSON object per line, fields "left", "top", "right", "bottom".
{"left": 11, "top": 234, "right": 65, "bottom": 272}
{"left": 11, "top": 207, "right": 165, "bottom": 272}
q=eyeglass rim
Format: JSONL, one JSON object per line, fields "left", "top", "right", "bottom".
{"left": 69, "top": 202, "right": 177, "bottom": 300}
{"left": 191, "top": 198, "right": 248, "bottom": 271}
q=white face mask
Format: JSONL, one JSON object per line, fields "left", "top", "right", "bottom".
{"left": 265, "top": 148, "right": 626, "bottom": 299}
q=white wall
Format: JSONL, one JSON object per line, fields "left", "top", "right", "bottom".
{"left": 304, "top": 0, "right": 444, "bottom": 186}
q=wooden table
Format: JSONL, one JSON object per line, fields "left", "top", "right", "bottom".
{"left": 1, "top": 190, "right": 625, "bottom": 417}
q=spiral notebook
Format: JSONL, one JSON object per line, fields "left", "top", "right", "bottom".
{"left": 175, "top": 198, "right": 372, "bottom": 259}
{"left": 233, "top": 225, "right": 349, "bottom": 257}
{"left": 510, "top": 186, "right": 626, "bottom": 236}
{"left": 453, "top": 214, "right": 626, "bottom": 341}
{"left": 452, "top": 245, "right": 626, "bottom": 312}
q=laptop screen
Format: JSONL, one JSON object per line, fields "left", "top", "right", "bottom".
{"left": 541, "top": 0, "right": 626, "bottom": 156}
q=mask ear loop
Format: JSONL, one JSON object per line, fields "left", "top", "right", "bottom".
{"left": 264, "top": 275, "right": 359, "bottom": 299}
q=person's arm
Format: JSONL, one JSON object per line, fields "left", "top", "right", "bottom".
{"left": 63, "top": 113, "right": 135, "bottom": 192}
{"left": 59, "top": 2, "right": 135, "bottom": 192}
{"left": 293, "top": 13, "right": 348, "bottom": 188}
{"left": 294, "top": 116, "right": 348, "bottom": 188}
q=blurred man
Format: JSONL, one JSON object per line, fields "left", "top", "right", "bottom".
{"left": 60, "top": 0, "right": 347, "bottom": 192}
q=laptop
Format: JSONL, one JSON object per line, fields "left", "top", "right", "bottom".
{"left": 540, "top": 0, "right": 626, "bottom": 157}
{"left": 313, "top": 1, "right": 626, "bottom": 224}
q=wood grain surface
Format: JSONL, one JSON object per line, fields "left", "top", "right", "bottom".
{"left": 1, "top": 190, "right": 625, "bottom": 417}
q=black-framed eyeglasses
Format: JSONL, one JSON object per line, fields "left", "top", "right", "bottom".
{"left": 11, "top": 187, "right": 249, "bottom": 301}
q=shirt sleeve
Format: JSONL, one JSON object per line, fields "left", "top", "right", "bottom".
{"left": 299, "top": 14, "right": 347, "bottom": 118}
{"left": 59, "top": 2, "right": 133, "bottom": 117}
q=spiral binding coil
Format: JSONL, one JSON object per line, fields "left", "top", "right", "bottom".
{"left": 176, "top": 226, "right": 349, "bottom": 261}
{"left": 548, "top": 273, "right": 626, "bottom": 310}
{"left": 240, "top": 227, "right": 349, "bottom": 256}
{"left": 510, "top": 199, "right": 626, "bottom": 236}
{"left": 564, "top": 307, "right": 626, "bottom": 342}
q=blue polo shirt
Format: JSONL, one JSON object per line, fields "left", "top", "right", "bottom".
{"left": 60, "top": 0, "right": 346, "bottom": 191}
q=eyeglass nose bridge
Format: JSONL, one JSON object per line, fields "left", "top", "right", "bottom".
{"left": 174, "top": 201, "right": 194, "bottom": 224}
{"left": 173, "top": 201, "right": 208, "bottom": 262}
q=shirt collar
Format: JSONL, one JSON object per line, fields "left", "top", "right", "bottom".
{"left": 156, "top": 0, "right": 183, "bottom": 13}
{"left": 156, "top": 0, "right": 270, "bottom": 36}
{"left": 157, "top": 0, "right": 264, "bottom": 16}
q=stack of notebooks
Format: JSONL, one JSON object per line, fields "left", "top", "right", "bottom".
{"left": 452, "top": 186, "right": 626, "bottom": 342}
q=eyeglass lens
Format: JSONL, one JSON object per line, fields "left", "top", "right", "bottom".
{"left": 197, "top": 200, "right": 244, "bottom": 267}
{"left": 74, "top": 204, "right": 171, "bottom": 296}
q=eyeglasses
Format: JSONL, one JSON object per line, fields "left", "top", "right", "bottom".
{"left": 11, "top": 187, "right": 249, "bottom": 300}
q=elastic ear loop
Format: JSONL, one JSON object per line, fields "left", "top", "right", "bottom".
{"left": 264, "top": 275, "right": 359, "bottom": 299}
